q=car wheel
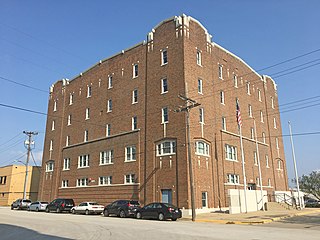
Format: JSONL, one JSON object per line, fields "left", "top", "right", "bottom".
{"left": 136, "top": 212, "right": 142, "bottom": 219}
{"left": 72, "top": 209, "right": 76, "bottom": 214}
{"left": 103, "top": 209, "right": 109, "bottom": 217}
{"left": 11, "top": 206, "right": 13, "bottom": 210}
{"left": 85, "top": 210, "right": 89, "bottom": 215}
{"left": 35, "top": 207, "right": 39, "bottom": 212}
{"left": 158, "top": 213, "right": 165, "bottom": 221}
{"left": 119, "top": 210, "right": 126, "bottom": 218}
{"left": 45, "top": 207, "right": 49, "bottom": 213}
{"left": 56, "top": 207, "right": 61, "bottom": 213}
{"left": 172, "top": 218, "right": 177, "bottom": 221}
{"left": 27, "top": 207, "right": 30, "bottom": 211}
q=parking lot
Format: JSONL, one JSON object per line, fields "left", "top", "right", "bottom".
{"left": 1, "top": 207, "right": 320, "bottom": 240}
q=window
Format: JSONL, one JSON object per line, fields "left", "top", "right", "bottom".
{"left": 157, "top": 141, "right": 176, "bottom": 156}
{"left": 161, "top": 78, "right": 168, "bottom": 93}
{"left": 78, "top": 154, "right": 89, "bottom": 168}
{"left": 62, "top": 180, "right": 69, "bottom": 188}
{"left": 218, "top": 64, "right": 223, "bottom": 79}
{"left": 85, "top": 108, "right": 90, "bottom": 120}
{"left": 99, "top": 176, "right": 112, "bottom": 185}
{"left": 262, "top": 132, "right": 266, "bottom": 143}
{"left": 125, "top": 174, "right": 136, "bottom": 184}
{"left": 260, "top": 111, "right": 264, "bottom": 122}
{"left": 276, "top": 137, "right": 279, "bottom": 149}
{"left": 84, "top": 130, "right": 88, "bottom": 142}
{"left": 107, "top": 99, "right": 112, "bottom": 112}
{"left": 227, "top": 174, "right": 240, "bottom": 184}
{"left": 46, "top": 162, "right": 54, "bottom": 172}
{"left": 220, "top": 91, "right": 225, "bottom": 104}
{"left": 63, "top": 158, "right": 70, "bottom": 170}
{"left": 198, "top": 79, "right": 203, "bottom": 94}
{"left": 125, "top": 146, "right": 136, "bottom": 161}
{"left": 258, "top": 89, "right": 262, "bottom": 102}
{"left": 266, "top": 155, "right": 269, "bottom": 168}
{"left": 199, "top": 108, "right": 204, "bottom": 124}
{"left": 246, "top": 82, "right": 251, "bottom": 95}
{"left": 132, "top": 89, "right": 138, "bottom": 104}
{"left": 222, "top": 117, "right": 226, "bottom": 130}
{"left": 0, "top": 176, "right": 7, "bottom": 185}
{"left": 196, "top": 49, "right": 202, "bottom": 65}
{"left": 77, "top": 178, "right": 88, "bottom": 187}
{"left": 133, "top": 64, "right": 138, "bottom": 78}
{"left": 162, "top": 107, "right": 168, "bottom": 123}
{"left": 100, "top": 150, "right": 114, "bottom": 165}
{"left": 225, "top": 144, "right": 237, "bottom": 161}
{"left": 49, "top": 140, "right": 53, "bottom": 151}
{"left": 87, "top": 86, "right": 92, "bottom": 98}
{"left": 202, "top": 192, "right": 208, "bottom": 208}
{"left": 273, "top": 118, "right": 277, "bottom": 129}
{"left": 66, "top": 136, "right": 70, "bottom": 146}
{"left": 106, "top": 124, "right": 111, "bottom": 137}
{"left": 256, "top": 177, "right": 260, "bottom": 186}
{"left": 254, "top": 151, "right": 258, "bottom": 165}
{"left": 268, "top": 178, "right": 271, "bottom": 187}
{"left": 161, "top": 49, "right": 168, "bottom": 65}
{"left": 195, "top": 141, "right": 210, "bottom": 156}
{"left": 132, "top": 116, "right": 137, "bottom": 130}
{"left": 251, "top": 127, "right": 255, "bottom": 140}
{"left": 248, "top": 105, "right": 252, "bottom": 117}
{"left": 67, "top": 115, "right": 71, "bottom": 126}
{"left": 271, "top": 97, "right": 275, "bottom": 109}
{"left": 108, "top": 75, "right": 113, "bottom": 89}
{"left": 277, "top": 159, "right": 282, "bottom": 170}
{"left": 53, "top": 100, "right": 57, "bottom": 111}
{"left": 69, "top": 93, "right": 73, "bottom": 105}
{"left": 233, "top": 74, "right": 238, "bottom": 87}
{"left": 51, "top": 120, "right": 55, "bottom": 131}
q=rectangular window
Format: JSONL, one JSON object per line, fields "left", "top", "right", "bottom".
{"left": 271, "top": 97, "right": 275, "bottom": 109}
{"left": 262, "top": 132, "right": 266, "bottom": 143}
{"left": 132, "top": 116, "right": 137, "bottom": 130}
{"left": 258, "top": 89, "right": 262, "bottom": 102}
{"left": 276, "top": 137, "right": 279, "bottom": 149}
{"left": 125, "top": 146, "right": 136, "bottom": 161}
{"left": 256, "top": 177, "right": 260, "bottom": 186}
{"left": 78, "top": 154, "right": 90, "bottom": 168}
{"left": 268, "top": 178, "right": 271, "bottom": 187}
{"left": 220, "top": 91, "right": 225, "bottom": 104}
{"left": 278, "top": 160, "right": 282, "bottom": 170}
{"left": 51, "top": 120, "right": 55, "bottom": 131}
{"left": 254, "top": 151, "right": 258, "bottom": 165}
{"left": 69, "top": 94, "right": 73, "bottom": 105}
{"left": 248, "top": 105, "right": 252, "bottom": 117}
{"left": 67, "top": 115, "right": 71, "bottom": 126}
{"left": 195, "top": 141, "right": 210, "bottom": 156}
{"left": 266, "top": 155, "right": 269, "bottom": 168}
{"left": 196, "top": 49, "right": 202, "bottom": 65}
{"left": 84, "top": 130, "right": 88, "bottom": 142}
{"left": 246, "top": 82, "right": 251, "bottom": 95}
{"left": 61, "top": 180, "right": 69, "bottom": 188}
{"left": 87, "top": 86, "right": 92, "bottom": 98}
{"left": 260, "top": 111, "right": 264, "bottom": 122}
{"left": 107, "top": 99, "right": 112, "bottom": 112}
{"left": 85, "top": 108, "right": 90, "bottom": 120}
{"left": 108, "top": 75, "right": 113, "bottom": 89}
{"left": 225, "top": 144, "right": 237, "bottom": 161}
{"left": 66, "top": 136, "right": 70, "bottom": 146}
{"left": 161, "top": 49, "right": 168, "bottom": 65}
{"left": 233, "top": 74, "right": 238, "bottom": 87}
{"left": 106, "top": 124, "right": 111, "bottom": 137}
{"left": 53, "top": 100, "right": 57, "bottom": 111}
{"left": 199, "top": 108, "right": 204, "bottom": 124}
{"left": 125, "top": 174, "right": 135, "bottom": 184}
{"left": 46, "top": 162, "right": 54, "bottom": 172}
{"left": 157, "top": 141, "right": 176, "bottom": 156}
{"left": 251, "top": 127, "right": 255, "bottom": 140}
{"left": 227, "top": 174, "right": 240, "bottom": 184}
{"left": 77, "top": 178, "right": 88, "bottom": 187}
{"left": 132, "top": 89, "right": 138, "bottom": 104}
{"left": 100, "top": 150, "right": 114, "bottom": 165}
{"left": 99, "top": 176, "right": 112, "bottom": 185}
{"left": 133, "top": 64, "right": 138, "bottom": 78}
{"left": 162, "top": 107, "right": 168, "bottom": 123}
{"left": 63, "top": 158, "right": 70, "bottom": 170}
{"left": 222, "top": 116, "right": 226, "bottom": 130}
{"left": 273, "top": 118, "right": 277, "bottom": 129}
{"left": 218, "top": 64, "right": 223, "bottom": 79}
{"left": 49, "top": 140, "right": 53, "bottom": 151}
{"left": 201, "top": 192, "right": 208, "bottom": 208}
{"left": 198, "top": 79, "right": 203, "bottom": 94}
{"left": 161, "top": 78, "right": 168, "bottom": 93}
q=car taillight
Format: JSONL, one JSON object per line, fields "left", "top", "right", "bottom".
{"left": 128, "top": 203, "right": 132, "bottom": 207}
{"left": 168, "top": 207, "right": 175, "bottom": 212}
{"left": 61, "top": 203, "right": 65, "bottom": 207}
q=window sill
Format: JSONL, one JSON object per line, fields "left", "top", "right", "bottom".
{"left": 161, "top": 62, "right": 168, "bottom": 67}
{"left": 132, "top": 76, "right": 138, "bottom": 79}
{"left": 62, "top": 169, "right": 70, "bottom": 171}
{"left": 99, "top": 163, "right": 114, "bottom": 166}
{"left": 132, "top": 102, "right": 138, "bottom": 105}
{"left": 196, "top": 153, "right": 210, "bottom": 157}
{"left": 156, "top": 153, "right": 176, "bottom": 157}
{"left": 224, "top": 183, "right": 240, "bottom": 186}
{"left": 125, "top": 160, "right": 136, "bottom": 163}
{"left": 161, "top": 91, "right": 168, "bottom": 95}
{"left": 197, "top": 63, "right": 203, "bottom": 67}
{"left": 161, "top": 121, "right": 168, "bottom": 125}
{"left": 78, "top": 166, "right": 90, "bottom": 169}
{"left": 225, "top": 159, "right": 238, "bottom": 162}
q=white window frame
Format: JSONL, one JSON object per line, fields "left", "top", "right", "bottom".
{"left": 132, "top": 116, "right": 137, "bottom": 130}
{"left": 69, "top": 93, "right": 73, "bottom": 105}
{"left": 266, "top": 155, "right": 269, "bottom": 168}
{"left": 66, "top": 135, "right": 70, "bottom": 146}
{"left": 254, "top": 151, "right": 258, "bottom": 166}
{"left": 199, "top": 108, "right": 204, "bottom": 124}
{"left": 125, "top": 146, "right": 136, "bottom": 162}
{"left": 218, "top": 64, "right": 223, "bottom": 79}
{"left": 107, "top": 99, "right": 112, "bottom": 112}
{"left": 77, "top": 178, "right": 88, "bottom": 187}
{"left": 198, "top": 79, "right": 203, "bottom": 94}
{"left": 273, "top": 118, "right": 277, "bottom": 129}
{"left": 268, "top": 178, "right": 271, "bottom": 187}
{"left": 108, "top": 75, "right": 113, "bottom": 89}
{"left": 227, "top": 174, "right": 240, "bottom": 185}
{"left": 87, "top": 85, "right": 92, "bottom": 98}
{"left": 271, "top": 97, "right": 275, "bottom": 109}
{"left": 196, "top": 49, "right": 202, "bottom": 66}
{"left": 51, "top": 120, "right": 55, "bottom": 131}
{"left": 161, "top": 78, "right": 168, "bottom": 94}
{"left": 248, "top": 105, "right": 252, "bottom": 118}
{"left": 258, "top": 89, "right": 262, "bottom": 102}
{"left": 220, "top": 91, "right": 225, "bottom": 104}
{"left": 61, "top": 180, "right": 69, "bottom": 188}
{"left": 162, "top": 107, "right": 168, "bottom": 123}
{"left": 100, "top": 150, "right": 114, "bottom": 165}
{"left": 132, "top": 89, "right": 138, "bottom": 104}
{"left": 276, "top": 137, "right": 279, "bottom": 149}
{"left": 67, "top": 115, "right": 71, "bottom": 126}
{"left": 157, "top": 141, "right": 176, "bottom": 156}
{"left": 53, "top": 100, "right": 57, "bottom": 112}
{"left": 125, "top": 174, "right": 135, "bottom": 184}
{"left": 195, "top": 141, "right": 210, "bottom": 156}
{"left": 225, "top": 144, "right": 237, "bottom": 161}
{"left": 233, "top": 74, "right": 238, "bottom": 88}
{"left": 201, "top": 192, "right": 208, "bottom": 208}
{"left": 99, "top": 176, "right": 112, "bottom": 185}
{"left": 222, "top": 116, "right": 226, "bottom": 130}
{"left": 256, "top": 177, "right": 260, "bottom": 186}
{"left": 106, "top": 124, "right": 111, "bottom": 137}
{"left": 49, "top": 140, "right": 53, "bottom": 151}
{"left": 262, "top": 132, "right": 266, "bottom": 144}
{"left": 85, "top": 108, "right": 90, "bottom": 120}
{"left": 84, "top": 130, "right": 88, "bottom": 142}
{"left": 277, "top": 159, "right": 282, "bottom": 170}
{"left": 63, "top": 158, "right": 70, "bottom": 170}
{"left": 260, "top": 111, "right": 264, "bottom": 122}
{"left": 251, "top": 128, "right": 255, "bottom": 140}
{"left": 133, "top": 64, "right": 138, "bottom": 78}
{"left": 46, "top": 162, "right": 54, "bottom": 172}
{"left": 161, "top": 49, "right": 168, "bottom": 65}
{"left": 78, "top": 154, "right": 89, "bottom": 168}
{"left": 246, "top": 82, "right": 251, "bottom": 95}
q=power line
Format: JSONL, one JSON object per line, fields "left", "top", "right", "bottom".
{"left": 0, "top": 76, "right": 48, "bottom": 93}
{"left": 0, "top": 132, "right": 23, "bottom": 147}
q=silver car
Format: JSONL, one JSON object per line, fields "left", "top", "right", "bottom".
{"left": 11, "top": 199, "right": 32, "bottom": 210}
{"left": 28, "top": 201, "right": 49, "bottom": 212}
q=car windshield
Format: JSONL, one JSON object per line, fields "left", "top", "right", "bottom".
{"left": 88, "top": 202, "right": 99, "bottom": 205}
{"left": 129, "top": 201, "right": 140, "bottom": 205}
{"left": 23, "top": 200, "right": 32, "bottom": 203}
{"left": 41, "top": 202, "right": 48, "bottom": 204}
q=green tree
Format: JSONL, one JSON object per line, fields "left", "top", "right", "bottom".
{"left": 299, "top": 171, "right": 320, "bottom": 200}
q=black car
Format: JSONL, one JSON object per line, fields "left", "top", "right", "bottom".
{"left": 135, "top": 202, "right": 182, "bottom": 221}
{"left": 46, "top": 198, "right": 75, "bottom": 213}
{"left": 103, "top": 200, "right": 140, "bottom": 218}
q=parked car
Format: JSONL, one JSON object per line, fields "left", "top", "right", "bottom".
{"left": 71, "top": 202, "right": 105, "bottom": 215}
{"left": 305, "top": 199, "right": 320, "bottom": 208}
{"left": 103, "top": 200, "right": 140, "bottom": 218}
{"left": 27, "top": 201, "right": 49, "bottom": 212}
{"left": 11, "top": 199, "right": 32, "bottom": 210}
{"left": 46, "top": 198, "right": 75, "bottom": 213}
{"left": 135, "top": 202, "right": 182, "bottom": 221}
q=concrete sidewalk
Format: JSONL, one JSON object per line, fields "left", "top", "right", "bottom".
{"left": 182, "top": 208, "right": 320, "bottom": 224}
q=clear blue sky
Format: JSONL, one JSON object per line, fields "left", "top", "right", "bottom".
{"left": 0, "top": 0, "right": 319, "bottom": 184}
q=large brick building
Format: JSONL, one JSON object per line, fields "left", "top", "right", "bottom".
{"left": 39, "top": 14, "right": 288, "bottom": 211}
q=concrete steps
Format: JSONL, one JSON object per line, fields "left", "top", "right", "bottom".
{"left": 265, "top": 202, "right": 295, "bottom": 211}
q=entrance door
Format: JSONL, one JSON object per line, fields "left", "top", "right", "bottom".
{"left": 161, "top": 189, "right": 172, "bottom": 204}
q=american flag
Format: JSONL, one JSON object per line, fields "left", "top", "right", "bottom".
{"left": 236, "top": 99, "right": 242, "bottom": 127}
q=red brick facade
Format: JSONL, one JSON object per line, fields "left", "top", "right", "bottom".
{"left": 39, "top": 15, "right": 288, "bottom": 210}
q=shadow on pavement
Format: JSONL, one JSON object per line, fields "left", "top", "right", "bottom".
{"left": 0, "top": 224, "right": 72, "bottom": 240}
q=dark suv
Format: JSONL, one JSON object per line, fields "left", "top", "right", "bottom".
{"left": 46, "top": 198, "right": 75, "bottom": 213}
{"left": 103, "top": 200, "right": 140, "bottom": 218}
{"left": 11, "top": 199, "right": 32, "bottom": 210}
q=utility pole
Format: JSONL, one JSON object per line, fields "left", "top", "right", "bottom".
{"left": 174, "top": 95, "right": 201, "bottom": 222}
{"left": 23, "top": 131, "right": 38, "bottom": 199}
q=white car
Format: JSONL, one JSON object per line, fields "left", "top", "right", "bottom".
{"left": 28, "top": 201, "right": 49, "bottom": 212}
{"left": 71, "top": 202, "right": 105, "bottom": 215}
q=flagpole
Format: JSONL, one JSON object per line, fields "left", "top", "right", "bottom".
{"left": 254, "top": 118, "right": 265, "bottom": 211}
